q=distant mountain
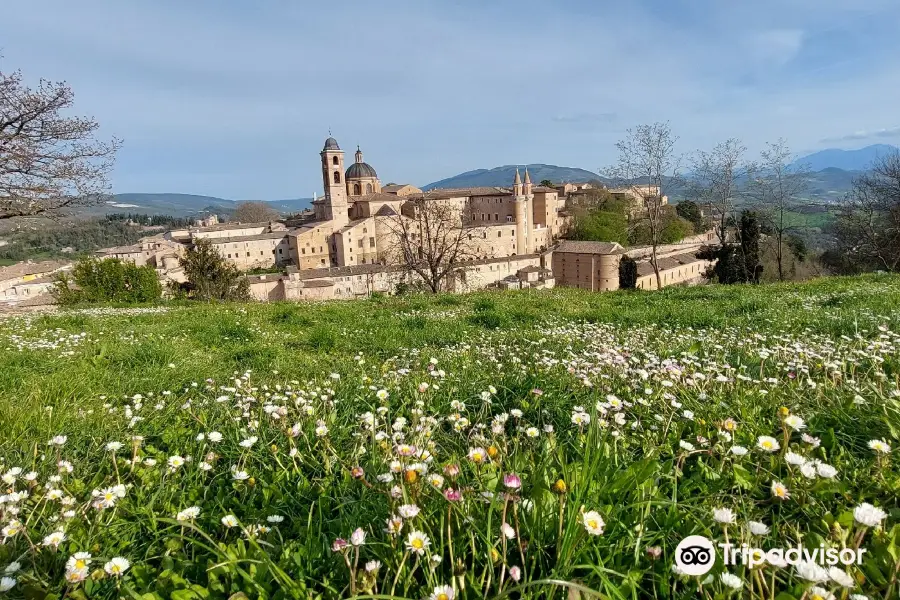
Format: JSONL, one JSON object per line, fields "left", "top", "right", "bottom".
{"left": 423, "top": 164, "right": 602, "bottom": 190}
{"left": 92, "top": 194, "right": 312, "bottom": 217}
{"left": 792, "top": 144, "right": 898, "bottom": 172}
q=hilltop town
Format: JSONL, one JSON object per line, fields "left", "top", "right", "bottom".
{"left": 1, "top": 136, "right": 714, "bottom": 307}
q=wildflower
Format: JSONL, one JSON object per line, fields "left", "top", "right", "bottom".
{"left": 553, "top": 479, "right": 567, "bottom": 494}
{"left": 104, "top": 557, "right": 130, "bottom": 576}
{"left": 730, "top": 445, "right": 748, "bottom": 456}
{"left": 176, "top": 506, "right": 201, "bottom": 521}
{"left": 828, "top": 567, "right": 855, "bottom": 588}
{"left": 398, "top": 504, "right": 420, "bottom": 519}
{"left": 365, "top": 560, "right": 381, "bottom": 573}
{"left": 0, "top": 577, "right": 15, "bottom": 592}
{"left": 42, "top": 530, "right": 66, "bottom": 548}
{"left": 314, "top": 422, "right": 329, "bottom": 437}
{"left": 384, "top": 515, "right": 403, "bottom": 536}
{"left": 713, "top": 508, "right": 736, "bottom": 524}
{"left": 501, "top": 522, "right": 516, "bottom": 539}
{"left": 771, "top": 481, "right": 790, "bottom": 500}
{"left": 167, "top": 455, "right": 185, "bottom": 469}
{"left": 267, "top": 515, "right": 284, "bottom": 523}
{"left": 350, "top": 527, "right": 367, "bottom": 546}
{"left": 406, "top": 530, "right": 431, "bottom": 555}
{"left": 868, "top": 439, "right": 891, "bottom": 454}
{"left": 48, "top": 436, "right": 67, "bottom": 447}
{"left": 430, "top": 585, "right": 455, "bottom": 600}
{"left": 66, "top": 552, "right": 92, "bottom": 574}
{"left": 467, "top": 447, "right": 487, "bottom": 464}
{"left": 808, "top": 588, "right": 835, "bottom": 600}
{"left": 783, "top": 414, "right": 806, "bottom": 431}
{"left": 376, "top": 389, "right": 389, "bottom": 401}
{"left": 678, "top": 440, "right": 695, "bottom": 452}
{"left": 784, "top": 451, "right": 806, "bottom": 466}
{"left": 331, "top": 538, "right": 348, "bottom": 552}
{"left": 582, "top": 510, "right": 605, "bottom": 535}
{"left": 221, "top": 515, "right": 239, "bottom": 527}
{"left": 853, "top": 503, "right": 887, "bottom": 527}
{"left": 795, "top": 560, "right": 830, "bottom": 582}
{"left": 105, "top": 441, "right": 123, "bottom": 452}
{"left": 757, "top": 436, "right": 780, "bottom": 452}
{"left": 232, "top": 470, "right": 250, "bottom": 481}
{"left": 239, "top": 436, "right": 258, "bottom": 448}
{"left": 815, "top": 462, "right": 837, "bottom": 479}
{"left": 208, "top": 432, "right": 223, "bottom": 443}
{"left": 3, "top": 563, "right": 21, "bottom": 575}
{"left": 525, "top": 426, "right": 539, "bottom": 438}
{"left": 748, "top": 521, "right": 770, "bottom": 535}
{"left": 65, "top": 570, "right": 87, "bottom": 584}
{"left": 503, "top": 473, "right": 522, "bottom": 490}
{"left": 719, "top": 572, "right": 742, "bottom": 589}
{"left": 351, "top": 466, "right": 365, "bottom": 479}
{"left": 722, "top": 418, "right": 737, "bottom": 431}
{"left": 509, "top": 565, "right": 521, "bottom": 581}
{"left": 444, "top": 488, "right": 462, "bottom": 502}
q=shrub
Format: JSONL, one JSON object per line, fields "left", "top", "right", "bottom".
{"left": 618, "top": 255, "right": 638, "bottom": 289}
{"left": 53, "top": 258, "right": 162, "bottom": 305}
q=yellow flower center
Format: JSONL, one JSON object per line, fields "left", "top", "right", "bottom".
{"left": 411, "top": 539, "right": 423, "bottom": 549}
{"left": 587, "top": 519, "right": 598, "bottom": 529}
{"left": 437, "top": 594, "right": 449, "bottom": 600}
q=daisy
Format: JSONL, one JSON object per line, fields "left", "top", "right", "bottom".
{"left": 406, "top": 530, "right": 431, "bottom": 555}
{"left": 827, "top": 567, "right": 854, "bottom": 588}
{"left": 757, "top": 436, "right": 780, "bottom": 452}
{"left": 350, "top": 527, "right": 367, "bottom": 546}
{"left": 221, "top": 515, "right": 239, "bottom": 527}
{"left": 748, "top": 521, "right": 770, "bottom": 535}
{"left": 398, "top": 504, "right": 420, "bottom": 519}
{"left": 582, "top": 510, "right": 605, "bottom": 535}
{"left": 713, "top": 507, "right": 736, "bottom": 524}
{"left": 500, "top": 522, "right": 516, "bottom": 539}
{"left": 771, "top": 481, "right": 790, "bottom": 500}
{"left": 467, "top": 447, "right": 487, "bottom": 464}
{"left": 868, "top": 439, "right": 891, "bottom": 454}
{"left": 176, "top": 506, "right": 201, "bottom": 521}
{"left": 783, "top": 415, "right": 806, "bottom": 431}
{"left": 42, "top": 530, "right": 66, "bottom": 548}
{"left": 808, "top": 587, "right": 835, "bottom": 600}
{"left": 853, "top": 503, "right": 887, "bottom": 527}
{"left": 430, "top": 585, "right": 455, "bottom": 600}
{"left": 0, "top": 577, "right": 15, "bottom": 592}
{"left": 719, "top": 572, "right": 742, "bottom": 589}
{"left": 104, "top": 557, "right": 130, "bottom": 577}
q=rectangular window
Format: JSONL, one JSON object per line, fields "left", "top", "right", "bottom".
{"left": 495, "top": 213, "right": 498, "bottom": 221}
{"left": 246, "top": 252, "right": 250, "bottom": 257}
{"left": 369, "top": 237, "right": 375, "bottom": 248}
{"left": 358, "top": 239, "right": 363, "bottom": 248}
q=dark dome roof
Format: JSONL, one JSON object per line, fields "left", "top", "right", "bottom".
{"left": 323, "top": 137, "right": 340, "bottom": 151}
{"left": 346, "top": 162, "right": 378, "bottom": 179}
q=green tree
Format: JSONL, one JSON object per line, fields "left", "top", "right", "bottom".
{"left": 675, "top": 200, "right": 704, "bottom": 232}
{"left": 177, "top": 238, "right": 250, "bottom": 301}
{"left": 698, "top": 210, "right": 762, "bottom": 284}
{"left": 540, "top": 179, "right": 554, "bottom": 188}
{"left": 570, "top": 209, "right": 629, "bottom": 246}
{"left": 53, "top": 258, "right": 162, "bottom": 305}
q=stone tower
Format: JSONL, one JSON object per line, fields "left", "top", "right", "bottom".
{"left": 320, "top": 136, "right": 349, "bottom": 227}
{"left": 524, "top": 167, "right": 534, "bottom": 254}
{"left": 513, "top": 168, "right": 527, "bottom": 255}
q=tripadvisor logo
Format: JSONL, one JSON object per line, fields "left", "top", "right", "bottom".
{"left": 674, "top": 535, "right": 867, "bottom": 575}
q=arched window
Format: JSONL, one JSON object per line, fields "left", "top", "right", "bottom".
{"left": 366, "top": 183, "right": 373, "bottom": 194}
{"left": 333, "top": 171, "right": 341, "bottom": 184}
{"left": 332, "top": 156, "right": 339, "bottom": 165}
{"left": 354, "top": 183, "right": 361, "bottom": 195}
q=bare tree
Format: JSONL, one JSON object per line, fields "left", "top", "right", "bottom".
{"left": 1, "top": 61, "right": 120, "bottom": 220}
{"left": 381, "top": 196, "right": 485, "bottom": 293}
{"left": 689, "top": 138, "right": 748, "bottom": 245}
{"left": 745, "top": 140, "right": 810, "bottom": 281}
{"left": 834, "top": 151, "right": 900, "bottom": 272}
{"left": 233, "top": 201, "right": 279, "bottom": 223}
{"left": 604, "top": 122, "right": 681, "bottom": 289}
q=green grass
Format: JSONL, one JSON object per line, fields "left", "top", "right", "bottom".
{"left": 1, "top": 275, "right": 899, "bottom": 599}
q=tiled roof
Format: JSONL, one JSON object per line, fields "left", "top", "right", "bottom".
{"left": 351, "top": 193, "right": 403, "bottom": 203}
{"left": 206, "top": 232, "right": 290, "bottom": 244}
{"left": 636, "top": 251, "right": 705, "bottom": 276}
{"left": 411, "top": 187, "right": 511, "bottom": 200}
{"left": 0, "top": 260, "right": 71, "bottom": 282}
{"left": 555, "top": 241, "right": 625, "bottom": 255}
{"left": 101, "top": 245, "right": 144, "bottom": 254}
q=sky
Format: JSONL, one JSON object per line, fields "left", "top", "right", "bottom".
{"left": 3, "top": 0, "right": 900, "bottom": 199}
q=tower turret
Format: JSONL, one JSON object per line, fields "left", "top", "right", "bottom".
{"left": 524, "top": 167, "right": 534, "bottom": 253}
{"left": 513, "top": 168, "right": 522, "bottom": 197}
{"left": 320, "top": 136, "right": 349, "bottom": 227}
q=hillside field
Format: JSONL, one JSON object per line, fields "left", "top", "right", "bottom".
{"left": 1, "top": 277, "right": 899, "bottom": 599}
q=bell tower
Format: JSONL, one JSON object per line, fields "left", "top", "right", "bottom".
{"left": 320, "top": 136, "right": 349, "bottom": 227}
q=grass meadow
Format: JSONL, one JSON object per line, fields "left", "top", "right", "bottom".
{"left": 1, "top": 275, "right": 899, "bottom": 600}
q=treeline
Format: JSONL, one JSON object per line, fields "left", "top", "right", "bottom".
{"left": 564, "top": 126, "right": 900, "bottom": 283}
{"left": 105, "top": 213, "right": 194, "bottom": 227}
{"left": 0, "top": 219, "right": 148, "bottom": 262}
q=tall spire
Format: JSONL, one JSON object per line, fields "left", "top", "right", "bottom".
{"left": 513, "top": 168, "right": 522, "bottom": 196}
{"left": 523, "top": 167, "right": 531, "bottom": 185}
{"left": 355, "top": 145, "right": 363, "bottom": 164}
{"left": 523, "top": 166, "right": 533, "bottom": 195}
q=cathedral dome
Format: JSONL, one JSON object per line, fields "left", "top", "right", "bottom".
{"left": 323, "top": 137, "right": 340, "bottom": 151}
{"left": 346, "top": 161, "right": 378, "bottom": 179}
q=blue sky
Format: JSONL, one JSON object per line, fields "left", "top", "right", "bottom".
{"left": 3, "top": 0, "right": 899, "bottom": 199}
